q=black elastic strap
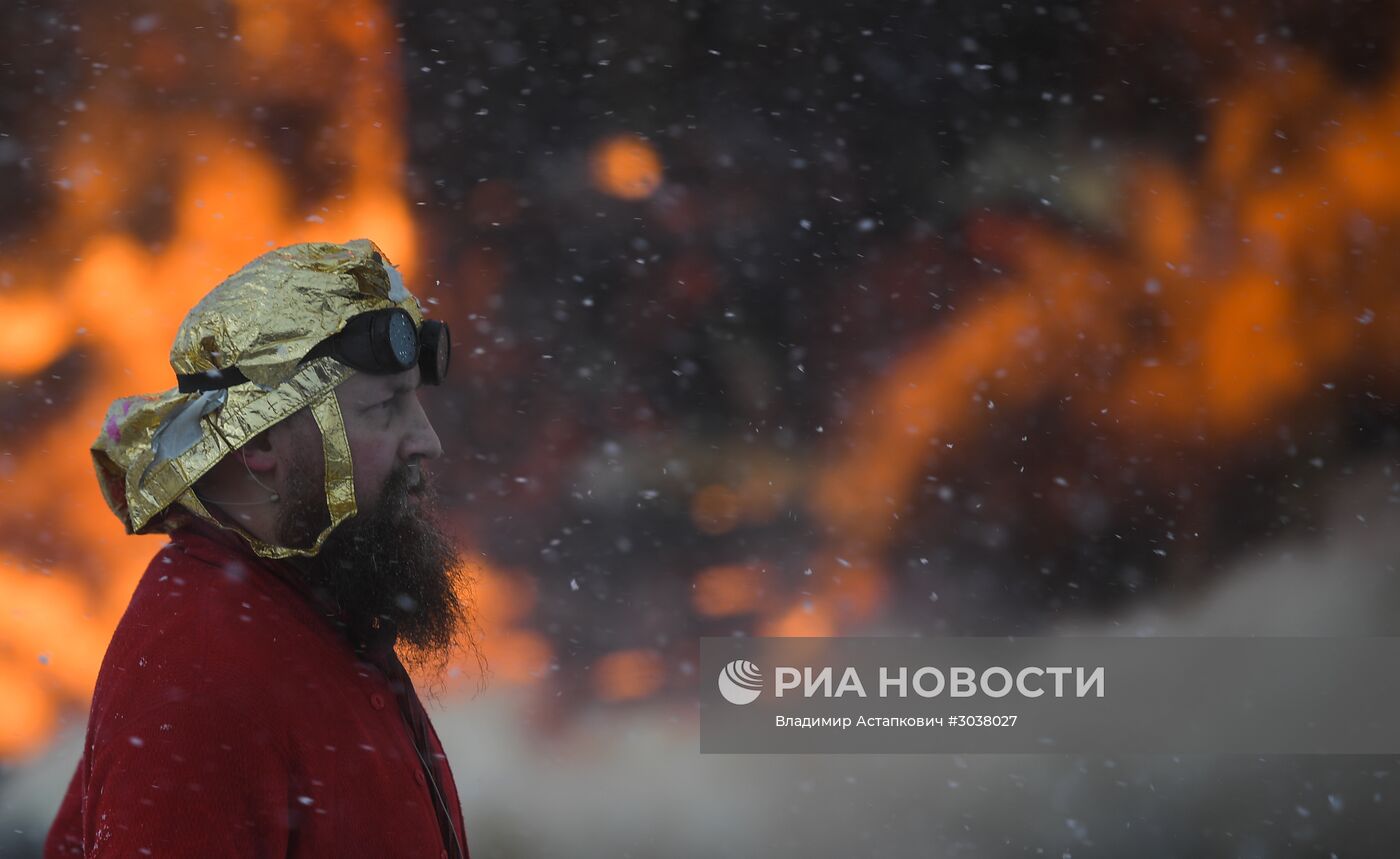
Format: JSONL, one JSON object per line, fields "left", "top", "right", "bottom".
{"left": 175, "top": 367, "right": 250, "bottom": 393}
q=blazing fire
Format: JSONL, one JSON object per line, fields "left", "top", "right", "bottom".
{"left": 812, "top": 52, "right": 1400, "bottom": 547}
{"left": 0, "top": 0, "right": 549, "bottom": 758}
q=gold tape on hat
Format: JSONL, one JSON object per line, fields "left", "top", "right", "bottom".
{"left": 176, "top": 382, "right": 360, "bottom": 560}
{"left": 310, "top": 388, "right": 358, "bottom": 531}
{"left": 110, "top": 357, "right": 355, "bottom": 534}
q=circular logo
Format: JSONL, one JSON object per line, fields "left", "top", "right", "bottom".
{"left": 718, "top": 659, "right": 763, "bottom": 705}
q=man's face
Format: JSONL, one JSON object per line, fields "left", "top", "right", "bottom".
{"left": 333, "top": 365, "right": 445, "bottom": 513}
{"left": 273, "top": 367, "right": 465, "bottom": 668}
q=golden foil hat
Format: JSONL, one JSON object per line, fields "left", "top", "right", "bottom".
{"left": 92, "top": 238, "right": 425, "bottom": 558}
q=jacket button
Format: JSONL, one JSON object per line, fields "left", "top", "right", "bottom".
{"left": 439, "top": 851, "right": 447, "bottom": 859}
{"left": 414, "top": 770, "right": 426, "bottom": 786}
{"left": 370, "top": 693, "right": 386, "bottom": 710}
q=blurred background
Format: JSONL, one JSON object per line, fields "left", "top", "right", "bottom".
{"left": 1, "top": 0, "right": 1399, "bottom": 855}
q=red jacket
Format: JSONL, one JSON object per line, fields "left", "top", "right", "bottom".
{"left": 44, "top": 525, "right": 470, "bottom": 858}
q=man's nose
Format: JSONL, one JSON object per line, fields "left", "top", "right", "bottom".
{"left": 404, "top": 396, "right": 444, "bottom": 462}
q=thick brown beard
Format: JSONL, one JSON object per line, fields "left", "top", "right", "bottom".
{"left": 275, "top": 448, "right": 469, "bottom": 673}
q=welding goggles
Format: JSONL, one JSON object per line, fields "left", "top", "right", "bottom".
{"left": 176, "top": 308, "right": 451, "bottom": 393}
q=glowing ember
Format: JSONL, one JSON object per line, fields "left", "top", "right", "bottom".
{"left": 590, "top": 135, "right": 664, "bottom": 200}
{"left": 593, "top": 648, "right": 666, "bottom": 701}
{"left": 692, "top": 563, "right": 770, "bottom": 617}
{"left": 690, "top": 484, "right": 742, "bottom": 535}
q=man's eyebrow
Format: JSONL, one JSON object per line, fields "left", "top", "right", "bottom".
{"left": 360, "top": 381, "right": 413, "bottom": 405}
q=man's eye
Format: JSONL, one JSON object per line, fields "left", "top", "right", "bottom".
{"left": 369, "top": 390, "right": 410, "bottom": 413}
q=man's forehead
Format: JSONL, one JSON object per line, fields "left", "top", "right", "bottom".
{"left": 340, "top": 366, "right": 421, "bottom": 400}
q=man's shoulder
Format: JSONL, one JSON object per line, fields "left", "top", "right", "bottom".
{"left": 92, "top": 537, "right": 339, "bottom": 717}
{"left": 121, "top": 538, "right": 304, "bottom": 653}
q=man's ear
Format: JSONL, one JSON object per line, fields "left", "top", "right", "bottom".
{"left": 240, "top": 430, "right": 277, "bottom": 473}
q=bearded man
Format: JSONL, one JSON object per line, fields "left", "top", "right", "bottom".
{"left": 44, "top": 240, "right": 472, "bottom": 858}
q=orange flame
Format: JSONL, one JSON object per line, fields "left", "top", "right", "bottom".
{"left": 462, "top": 565, "right": 551, "bottom": 686}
